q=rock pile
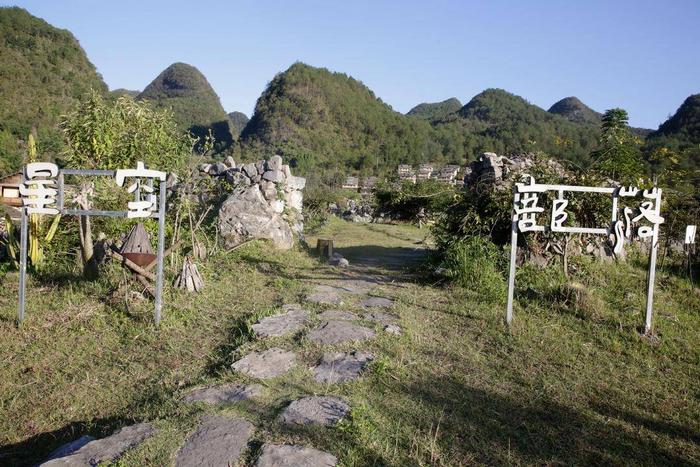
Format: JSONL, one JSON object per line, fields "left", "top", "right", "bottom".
{"left": 463, "top": 152, "right": 566, "bottom": 190}
{"left": 204, "top": 155, "right": 305, "bottom": 250}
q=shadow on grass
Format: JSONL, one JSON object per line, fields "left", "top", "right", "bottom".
{"left": 374, "top": 374, "right": 695, "bottom": 465}
{"left": 0, "top": 415, "right": 133, "bottom": 467}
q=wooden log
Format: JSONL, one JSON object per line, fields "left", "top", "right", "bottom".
{"left": 143, "top": 240, "right": 181, "bottom": 272}
{"left": 174, "top": 257, "right": 204, "bottom": 292}
{"left": 316, "top": 238, "right": 333, "bottom": 259}
{"left": 106, "top": 248, "right": 156, "bottom": 281}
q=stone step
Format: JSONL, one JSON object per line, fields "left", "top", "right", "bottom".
{"left": 175, "top": 415, "right": 254, "bottom": 466}
{"left": 278, "top": 396, "right": 350, "bottom": 427}
{"left": 256, "top": 444, "right": 337, "bottom": 467}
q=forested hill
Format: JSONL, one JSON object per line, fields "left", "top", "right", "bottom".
{"left": 228, "top": 111, "right": 249, "bottom": 134}
{"left": 548, "top": 96, "right": 601, "bottom": 125}
{"left": 646, "top": 94, "right": 700, "bottom": 176}
{"left": 407, "top": 98, "right": 462, "bottom": 121}
{"left": 240, "top": 62, "right": 456, "bottom": 178}
{"left": 0, "top": 7, "right": 107, "bottom": 174}
{"left": 138, "top": 62, "right": 235, "bottom": 150}
{"left": 649, "top": 94, "right": 700, "bottom": 145}
{"left": 433, "top": 89, "right": 601, "bottom": 165}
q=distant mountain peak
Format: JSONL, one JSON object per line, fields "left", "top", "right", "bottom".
{"left": 138, "top": 62, "right": 234, "bottom": 150}
{"left": 407, "top": 98, "right": 462, "bottom": 121}
{"left": 548, "top": 96, "right": 601, "bottom": 125}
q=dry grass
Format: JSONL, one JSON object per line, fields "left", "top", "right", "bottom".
{"left": 0, "top": 219, "right": 699, "bottom": 466}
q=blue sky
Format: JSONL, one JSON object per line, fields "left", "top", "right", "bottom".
{"left": 6, "top": 0, "right": 700, "bottom": 128}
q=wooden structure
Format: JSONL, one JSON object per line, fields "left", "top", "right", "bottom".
{"left": 0, "top": 172, "right": 22, "bottom": 207}
{"left": 316, "top": 238, "right": 334, "bottom": 259}
{"left": 120, "top": 223, "right": 155, "bottom": 267}
{"left": 174, "top": 256, "right": 204, "bottom": 292}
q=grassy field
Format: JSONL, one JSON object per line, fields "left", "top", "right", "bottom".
{"left": 0, "top": 218, "right": 699, "bottom": 466}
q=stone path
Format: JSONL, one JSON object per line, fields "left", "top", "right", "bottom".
{"left": 256, "top": 444, "right": 337, "bottom": 467}
{"left": 231, "top": 348, "right": 297, "bottom": 379}
{"left": 252, "top": 305, "right": 309, "bottom": 338}
{"left": 183, "top": 383, "right": 262, "bottom": 404}
{"left": 279, "top": 396, "right": 350, "bottom": 426}
{"left": 307, "top": 320, "right": 376, "bottom": 345}
{"left": 313, "top": 351, "right": 375, "bottom": 383}
{"left": 175, "top": 415, "right": 254, "bottom": 466}
{"left": 41, "top": 423, "right": 156, "bottom": 466}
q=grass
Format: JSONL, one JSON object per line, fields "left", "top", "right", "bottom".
{"left": 1, "top": 218, "right": 699, "bottom": 466}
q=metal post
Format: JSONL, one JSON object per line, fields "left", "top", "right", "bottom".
{"left": 154, "top": 179, "right": 167, "bottom": 326}
{"left": 644, "top": 225, "right": 660, "bottom": 334}
{"left": 506, "top": 192, "right": 519, "bottom": 326}
{"left": 18, "top": 205, "right": 28, "bottom": 324}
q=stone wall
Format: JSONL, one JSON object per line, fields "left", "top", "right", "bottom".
{"left": 201, "top": 155, "right": 305, "bottom": 250}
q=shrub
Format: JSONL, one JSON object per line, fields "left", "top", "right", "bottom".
{"left": 374, "top": 178, "right": 456, "bottom": 222}
{"left": 437, "top": 236, "right": 506, "bottom": 304}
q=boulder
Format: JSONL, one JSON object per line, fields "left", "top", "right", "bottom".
{"left": 210, "top": 161, "right": 227, "bottom": 176}
{"left": 256, "top": 160, "right": 266, "bottom": 174}
{"left": 287, "top": 175, "right": 306, "bottom": 190}
{"left": 218, "top": 186, "right": 294, "bottom": 249}
{"left": 267, "top": 154, "right": 283, "bottom": 171}
{"left": 224, "top": 156, "right": 236, "bottom": 168}
{"left": 242, "top": 163, "right": 258, "bottom": 179}
{"left": 263, "top": 170, "right": 285, "bottom": 183}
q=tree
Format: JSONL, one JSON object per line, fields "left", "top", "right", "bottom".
{"left": 60, "top": 91, "right": 193, "bottom": 276}
{"left": 592, "top": 108, "right": 646, "bottom": 184}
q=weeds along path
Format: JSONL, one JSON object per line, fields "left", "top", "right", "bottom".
{"left": 2, "top": 218, "right": 700, "bottom": 466}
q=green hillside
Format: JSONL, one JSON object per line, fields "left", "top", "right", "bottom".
{"left": 228, "top": 111, "right": 249, "bottom": 134}
{"left": 0, "top": 7, "right": 107, "bottom": 174}
{"left": 138, "top": 62, "right": 234, "bottom": 151}
{"left": 646, "top": 94, "right": 700, "bottom": 180}
{"left": 548, "top": 96, "right": 601, "bottom": 125}
{"left": 407, "top": 97, "right": 462, "bottom": 121}
{"left": 240, "top": 62, "right": 462, "bottom": 177}
{"left": 436, "top": 89, "right": 601, "bottom": 165}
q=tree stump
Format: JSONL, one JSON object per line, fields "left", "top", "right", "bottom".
{"left": 316, "top": 238, "right": 333, "bottom": 259}
{"left": 174, "top": 257, "right": 204, "bottom": 292}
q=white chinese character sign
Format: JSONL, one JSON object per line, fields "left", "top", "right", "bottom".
{"left": 17, "top": 161, "right": 167, "bottom": 325}
{"left": 507, "top": 175, "right": 664, "bottom": 334}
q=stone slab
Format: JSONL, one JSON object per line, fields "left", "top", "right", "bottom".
{"left": 252, "top": 308, "right": 309, "bottom": 338}
{"left": 256, "top": 444, "right": 336, "bottom": 467}
{"left": 175, "top": 415, "right": 254, "bottom": 466}
{"left": 41, "top": 423, "right": 155, "bottom": 466}
{"left": 313, "top": 351, "right": 374, "bottom": 383}
{"left": 307, "top": 321, "right": 375, "bottom": 345}
{"left": 44, "top": 436, "right": 95, "bottom": 463}
{"left": 306, "top": 285, "right": 344, "bottom": 305}
{"left": 183, "top": 383, "right": 262, "bottom": 404}
{"left": 231, "top": 348, "right": 296, "bottom": 379}
{"left": 279, "top": 396, "right": 350, "bottom": 427}
{"left": 363, "top": 311, "right": 399, "bottom": 325}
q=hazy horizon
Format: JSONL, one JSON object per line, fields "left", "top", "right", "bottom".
{"left": 5, "top": 0, "right": 700, "bottom": 129}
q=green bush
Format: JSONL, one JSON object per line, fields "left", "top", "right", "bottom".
{"left": 374, "top": 178, "right": 456, "bottom": 222}
{"left": 438, "top": 236, "right": 506, "bottom": 304}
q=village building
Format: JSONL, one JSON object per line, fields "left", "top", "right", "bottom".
{"left": 360, "top": 176, "right": 378, "bottom": 195}
{"left": 416, "top": 163, "right": 434, "bottom": 180}
{"left": 397, "top": 164, "right": 416, "bottom": 183}
{"left": 342, "top": 176, "right": 359, "bottom": 190}
{"left": 435, "top": 164, "right": 461, "bottom": 184}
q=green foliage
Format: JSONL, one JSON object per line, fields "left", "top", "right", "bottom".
{"left": 61, "top": 91, "right": 192, "bottom": 172}
{"left": 406, "top": 97, "right": 462, "bottom": 122}
{"left": 241, "top": 62, "right": 468, "bottom": 174}
{"left": 0, "top": 7, "right": 107, "bottom": 173}
{"left": 374, "top": 178, "right": 456, "bottom": 221}
{"left": 437, "top": 236, "right": 506, "bottom": 303}
{"left": 446, "top": 89, "right": 601, "bottom": 166}
{"left": 548, "top": 96, "right": 602, "bottom": 125}
{"left": 592, "top": 108, "right": 646, "bottom": 184}
{"left": 645, "top": 94, "right": 700, "bottom": 188}
{"left": 227, "top": 111, "right": 249, "bottom": 134}
{"left": 137, "top": 62, "right": 234, "bottom": 152}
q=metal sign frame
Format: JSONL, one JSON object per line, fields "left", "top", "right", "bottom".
{"left": 17, "top": 162, "right": 167, "bottom": 325}
{"left": 506, "top": 175, "right": 664, "bottom": 334}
